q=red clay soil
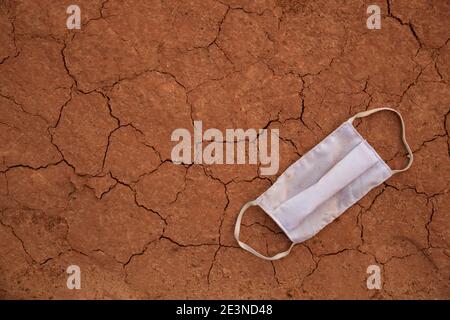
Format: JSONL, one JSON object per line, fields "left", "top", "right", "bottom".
{"left": 0, "top": 0, "right": 449, "bottom": 299}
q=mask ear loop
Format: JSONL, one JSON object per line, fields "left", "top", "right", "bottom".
{"left": 347, "top": 107, "right": 413, "bottom": 174}
{"left": 234, "top": 200, "right": 296, "bottom": 260}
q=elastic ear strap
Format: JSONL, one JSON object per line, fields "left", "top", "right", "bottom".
{"left": 234, "top": 201, "right": 295, "bottom": 260}
{"left": 348, "top": 107, "right": 413, "bottom": 174}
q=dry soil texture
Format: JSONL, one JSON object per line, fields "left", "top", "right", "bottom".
{"left": 0, "top": 0, "right": 449, "bottom": 299}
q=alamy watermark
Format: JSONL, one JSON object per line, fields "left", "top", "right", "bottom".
{"left": 66, "top": 5, "right": 81, "bottom": 30}
{"left": 171, "top": 121, "right": 280, "bottom": 176}
{"left": 66, "top": 265, "right": 81, "bottom": 290}
{"left": 366, "top": 264, "right": 382, "bottom": 289}
{"left": 367, "top": 4, "right": 381, "bottom": 30}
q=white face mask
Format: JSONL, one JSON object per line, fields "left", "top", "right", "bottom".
{"left": 234, "top": 108, "right": 413, "bottom": 260}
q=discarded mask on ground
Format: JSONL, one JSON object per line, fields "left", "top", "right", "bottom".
{"left": 234, "top": 108, "right": 413, "bottom": 260}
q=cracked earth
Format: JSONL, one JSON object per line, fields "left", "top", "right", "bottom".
{"left": 0, "top": 0, "right": 449, "bottom": 299}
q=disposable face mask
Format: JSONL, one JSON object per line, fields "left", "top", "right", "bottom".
{"left": 234, "top": 108, "right": 413, "bottom": 260}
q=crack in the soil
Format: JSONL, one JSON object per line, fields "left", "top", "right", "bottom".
{"left": 386, "top": 0, "right": 422, "bottom": 55}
